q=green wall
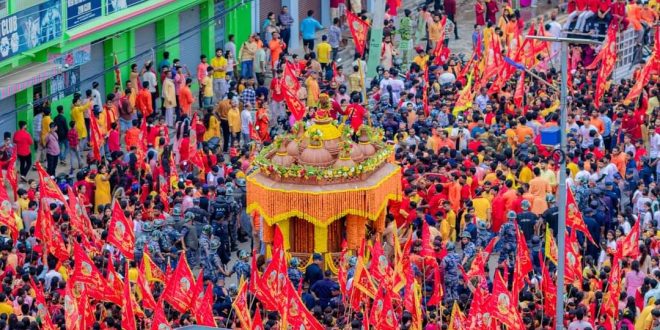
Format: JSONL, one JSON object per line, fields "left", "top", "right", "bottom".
{"left": 225, "top": 0, "right": 253, "bottom": 51}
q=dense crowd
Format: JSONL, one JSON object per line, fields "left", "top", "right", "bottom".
{"left": 0, "top": 0, "right": 657, "bottom": 329}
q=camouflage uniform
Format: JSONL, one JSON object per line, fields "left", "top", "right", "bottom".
{"left": 574, "top": 184, "right": 591, "bottom": 211}
{"left": 496, "top": 219, "right": 517, "bottom": 266}
{"left": 441, "top": 243, "right": 461, "bottom": 304}
{"left": 199, "top": 228, "right": 215, "bottom": 279}
{"left": 287, "top": 258, "right": 303, "bottom": 288}
{"left": 231, "top": 250, "right": 251, "bottom": 283}
{"left": 475, "top": 221, "right": 493, "bottom": 248}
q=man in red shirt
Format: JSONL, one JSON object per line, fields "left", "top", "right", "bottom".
{"left": 346, "top": 95, "right": 366, "bottom": 132}
{"left": 564, "top": 0, "right": 588, "bottom": 30}
{"left": 12, "top": 121, "right": 33, "bottom": 179}
{"left": 136, "top": 81, "right": 153, "bottom": 119}
{"left": 107, "top": 123, "right": 120, "bottom": 154}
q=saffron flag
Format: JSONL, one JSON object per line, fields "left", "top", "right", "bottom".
{"left": 539, "top": 252, "right": 557, "bottom": 317}
{"left": 624, "top": 54, "right": 657, "bottom": 105}
{"left": 71, "top": 243, "right": 110, "bottom": 302}
{"left": 618, "top": 219, "right": 640, "bottom": 259}
{"left": 449, "top": 301, "right": 467, "bottom": 330}
{"left": 141, "top": 245, "right": 166, "bottom": 283}
{"left": 35, "top": 162, "right": 66, "bottom": 202}
{"left": 150, "top": 301, "right": 172, "bottom": 330}
{"left": 601, "top": 257, "right": 622, "bottom": 317}
{"left": 349, "top": 256, "right": 377, "bottom": 310}
{"left": 121, "top": 270, "right": 137, "bottom": 330}
{"left": 565, "top": 229, "right": 583, "bottom": 286}
{"left": 105, "top": 259, "right": 124, "bottom": 306}
{"left": 369, "top": 288, "right": 399, "bottom": 330}
{"left": 89, "top": 111, "right": 103, "bottom": 161}
{"left": 30, "top": 278, "right": 56, "bottom": 330}
{"left": 282, "top": 62, "right": 301, "bottom": 92}
{"left": 346, "top": 10, "right": 370, "bottom": 56}
{"left": 453, "top": 74, "right": 474, "bottom": 116}
{"left": 35, "top": 207, "right": 69, "bottom": 261}
{"left": 566, "top": 186, "right": 596, "bottom": 244}
{"left": 107, "top": 201, "right": 135, "bottom": 259}
{"left": 513, "top": 227, "right": 533, "bottom": 301}
{"left": 514, "top": 71, "right": 525, "bottom": 108}
{"left": 282, "top": 283, "right": 324, "bottom": 330}
{"left": 593, "top": 25, "right": 618, "bottom": 107}
{"left": 161, "top": 252, "right": 195, "bottom": 313}
{"left": 466, "top": 237, "right": 498, "bottom": 278}
{"left": 249, "top": 250, "right": 275, "bottom": 310}
{"left": 232, "top": 280, "right": 252, "bottom": 329}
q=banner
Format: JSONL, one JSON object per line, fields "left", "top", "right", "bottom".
{"left": 66, "top": 0, "right": 102, "bottom": 29}
{"left": 0, "top": 0, "right": 62, "bottom": 61}
{"left": 107, "top": 0, "right": 149, "bottom": 15}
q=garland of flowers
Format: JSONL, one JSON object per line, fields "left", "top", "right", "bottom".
{"left": 254, "top": 127, "right": 393, "bottom": 181}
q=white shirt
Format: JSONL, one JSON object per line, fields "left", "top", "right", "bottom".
{"left": 92, "top": 88, "right": 103, "bottom": 110}
{"left": 650, "top": 132, "right": 660, "bottom": 158}
{"left": 240, "top": 109, "right": 253, "bottom": 134}
{"left": 438, "top": 72, "right": 456, "bottom": 85}
{"left": 142, "top": 71, "right": 157, "bottom": 93}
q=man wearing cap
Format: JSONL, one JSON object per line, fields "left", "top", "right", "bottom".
{"left": 459, "top": 231, "right": 476, "bottom": 265}
{"left": 178, "top": 212, "right": 200, "bottom": 268}
{"left": 310, "top": 270, "right": 338, "bottom": 308}
{"left": 542, "top": 194, "right": 559, "bottom": 235}
{"left": 475, "top": 220, "right": 493, "bottom": 248}
{"left": 440, "top": 242, "right": 461, "bottom": 304}
{"left": 288, "top": 258, "right": 303, "bottom": 288}
{"left": 305, "top": 253, "right": 324, "bottom": 287}
{"left": 496, "top": 211, "right": 518, "bottom": 266}
{"left": 225, "top": 250, "right": 251, "bottom": 283}
{"left": 517, "top": 200, "right": 539, "bottom": 243}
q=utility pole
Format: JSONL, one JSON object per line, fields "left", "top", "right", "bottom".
{"left": 524, "top": 34, "right": 601, "bottom": 330}
{"left": 366, "top": 0, "right": 385, "bottom": 81}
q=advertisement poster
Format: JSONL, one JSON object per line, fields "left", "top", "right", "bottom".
{"left": 67, "top": 0, "right": 102, "bottom": 29}
{"left": 0, "top": 0, "right": 62, "bottom": 62}
{"left": 49, "top": 44, "right": 92, "bottom": 68}
{"left": 51, "top": 67, "right": 80, "bottom": 101}
{"left": 106, "top": 0, "right": 149, "bottom": 15}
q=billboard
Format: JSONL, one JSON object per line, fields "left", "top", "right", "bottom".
{"left": 0, "top": 0, "right": 62, "bottom": 61}
{"left": 107, "top": 0, "right": 150, "bottom": 15}
{"left": 66, "top": 0, "right": 102, "bottom": 29}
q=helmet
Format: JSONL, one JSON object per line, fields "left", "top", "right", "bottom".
{"left": 184, "top": 212, "right": 195, "bottom": 222}
{"left": 546, "top": 193, "right": 556, "bottom": 203}
{"left": 348, "top": 256, "right": 357, "bottom": 267}
{"left": 171, "top": 206, "right": 182, "bottom": 217}
{"left": 477, "top": 220, "right": 488, "bottom": 230}
{"left": 202, "top": 225, "right": 212, "bottom": 234}
{"left": 289, "top": 257, "right": 300, "bottom": 267}
{"left": 236, "top": 178, "right": 246, "bottom": 187}
{"left": 165, "top": 216, "right": 176, "bottom": 226}
{"left": 460, "top": 231, "right": 472, "bottom": 239}
{"left": 153, "top": 220, "right": 164, "bottom": 228}
{"left": 238, "top": 250, "right": 249, "bottom": 259}
{"left": 142, "top": 222, "right": 153, "bottom": 232}
{"left": 446, "top": 242, "right": 456, "bottom": 251}
{"left": 210, "top": 238, "right": 221, "bottom": 250}
{"left": 217, "top": 187, "right": 227, "bottom": 196}
{"left": 521, "top": 200, "right": 531, "bottom": 210}
{"left": 507, "top": 211, "right": 517, "bottom": 219}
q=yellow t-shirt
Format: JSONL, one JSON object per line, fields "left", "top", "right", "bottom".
{"left": 316, "top": 42, "right": 332, "bottom": 64}
{"left": 210, "top": 56, "right": 227, "bottom": 79}
{"left": 413, "top": 55, "right": 429, "bottom": 69}
{"left": 41, "top": 116, "right": 52, "bottom": 145}
{"left": 567, "top": 162, "right": 578, "bottom": 178}
{"left": 518, "top": 166, "right": 533, "bottom": 184}
{"left": 202, "top": 76, "right": 213, "bottom": 98}
{"left": 472, "top": 197, "right": 491, "bottom": 222}
{"left": 0, "top": 302, "right": 13, "bottom": 316}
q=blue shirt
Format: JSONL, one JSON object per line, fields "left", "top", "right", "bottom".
{"left": 300, "top": 17, "right": 323, "bottom": 40}
{"left": 600, "top": 115, "right": 612, "bottom": 137}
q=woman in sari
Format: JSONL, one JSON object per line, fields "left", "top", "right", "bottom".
{"left": 255, "top": 100, "right": 271, "bottom": 143}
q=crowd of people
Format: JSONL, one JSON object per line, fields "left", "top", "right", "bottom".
{"left": 0, "top": 0, "right": 657, "bottom": 329}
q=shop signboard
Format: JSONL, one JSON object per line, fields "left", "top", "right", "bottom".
{"left": 0, "top": 0, "right": 62, "bottom": 62}
{"left": 66, "top": 0, "right": 102, "bottom": 29}
{"left": 49, "top": 44, "right": 92, "bottom": 68}
{"left": 51, "top": 67, "right": 80, "bottom": 100}
{"left": 107, "top": 0, "right": 150, "bottom": 15}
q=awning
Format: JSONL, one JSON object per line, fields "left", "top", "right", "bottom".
{"left": 0, "top": 63, "right": 62, "bottom": 100}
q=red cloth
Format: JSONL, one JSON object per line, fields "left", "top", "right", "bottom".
{"left": 12, "top": 129, "right": 32, "bottom": 157}
{"left": 179, "top": 137, "right": 190, "bottom": 161}
{"left": 346, "top": 103, "right": 366, "bottom": 132}
{"left": 588, "top": 0, "right": 599, "bottom": 12}
{"left": 576, "top": 0, "right": 588, "bottom": 10}
{"left": 475, "top": 2, "right": 486, "bottom": 26}
{"left": 107, "top": 130, "right": 120, "bottom": 153}
{"left": 490, "top": 194, "right": 506, "bottom": 232}
{"left": 135, "top": 88, "right": 153, "bottom": 118}
{"left": 443, "top": 0, "right": 456, "bottom": 16}
{"left": 599, "top": 0, "right": 611, "bottom": 11}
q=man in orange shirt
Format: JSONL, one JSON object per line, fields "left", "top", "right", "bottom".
{"left": 135, "top": 81, "right": 153, "bottom": 119}
{"left": 528, "top": 167, "right": 551, "bottom": 201}
{"left": 610, "top": 146, "right": 627, "bottom": 177}
{"left": 269, "top": 32, "right": 286, "bottom": 70}
{"left": 124, "top": 120, "right": 141, "bottom": 150}
{"left": 515, "top": 117, "right": 534, "bottom": 143}
{"left": 179, "top": 78, "right": 195, "bottom": 117}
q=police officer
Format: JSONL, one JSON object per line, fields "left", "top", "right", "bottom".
{"left": 225, "top": 250, "right": 251, "bottom": 283}
{"left": 574, "top": 177, "right": 591, "bottom": 210}
{"left": 208, "top": 237, "right": 226, "bottom": 280}
{"left": 496, "top": 211, "right": 518, "bottom": 266}
{"left": 459, "top": 231, "right": 476, "bottom": 265}
{"left": 346, "top": 256, "right": 357, "bottom": 280}
{"left": 234, "top": 177, "right": 250, "bottom": 243}
{"left": 199, "top": 225, "right": 217, "bottom": 280}
{"left": 441, "top": 242, "right": 461, "bottom": 304}
{"left": 288, "top": 257, "right": 303, "bottom": 288}
{"left": 147, "top": 221, "right": 166, "bottom": 270}
{"left": 517, "top": 200, "right": 539, "bottom": 243}
{"left": 475, "top": 220, "right": 493, "bottom": 248}
{"left": 184, "top": 197, "right": 210, "bottom": 234}
{"left": 213, "top": 187, "right": 239, "bottom": 252}
{"left": 134, "top": 221, "right": 151, "bottom": 262}
{"left": 179, "top": 212, "right": 200, "bottom": 268}
{"left": 542, "top": 194, "right": 559, "bottom": 235}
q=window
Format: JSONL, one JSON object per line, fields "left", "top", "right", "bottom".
{"left": 0, "top": 0, "right": 7, "bottom": 18}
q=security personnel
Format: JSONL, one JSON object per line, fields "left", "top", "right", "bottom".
{"left": 147, "top": 222, "right": 166, "bottom": 270}
{"left": 496, "top": 211, "right": 518, "bottom": 266}
{"left": 213, "top": 213, "right": 232, "bottom": 265}
{"left": 208, "top": 237, "right": 225, "bottom": 280}
{"left": 517, "top": 200, "right": 539, "bottom": 243}
{"left": 179, "top": 212, "right": 200, "bottom": 268}
{"left": 199, "top": 225, "right": 216, "bottom": 279}
{"left": 184, "top": 197, "right": 210, "bottom": 234}
{"left": 459, "top": 231, "right": 476, "bottom": 265}
{"left": 441, "top": 242, "right": 461, "bottom": 304}
{"left": 134, "top": 222, "right": 151, "bottom": 262}
{"left": 212, "top": 187, "right": 238, "bottom": 253}
{"left": 475, "top": 220, "right": 493, "bottom": 248}
{"left": 226, "top": 250, "right": 251, "bottom": 283}
{"left": 288, "top": 258, "right": 303, "bottom": 288}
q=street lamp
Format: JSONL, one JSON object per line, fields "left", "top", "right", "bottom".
{"left": 523, "top": 34, "right": 602, "bottom": 330}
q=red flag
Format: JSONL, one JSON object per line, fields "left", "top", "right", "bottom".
{"left": 466, "top": 237, "right": 498, "bottom": 278}
{"left": 137, "top": 267, "right": 158, "bottom": 310}
{"left": 514, "top": 72, "right": 525, "bottom": 108}
{"left": 188, "top": 113, "right": 206, "bottom": 170}
{"left": 618, "top": 219, "right": 640, "bottom": 259}
{"left": 35, "top": 207, "right": 69, "bottom": 261}
{"left": 193, "top": 272, "right": 216, "bottom": 327}
{"left": 565, "top": 229, "right": 583, "bottom": 286}
{"left": 283, "top": 62, "right": 301, "bottom": 92}
{"left": 349, "top": 256, "right": 377, "bottom": 310}
{"left": 67, "top": 186, "right": 100, "bottom": 250}
{"left": 283, "top": 88, "right": 306, "bottom": 122}
{"left": 346, "top": 10, "right": 370, "bottom": 56}
{"left": 107, "top": 201, "right": 135, "bottom": 259}
{"left": 426, "top": 264, "right": 444, "bottom": 306}
{"left": 251, "top": 306, "right": 264, "bottom": 330}
{"left": 64, "top": 280, "right": 85, "bottom": 330}
{"left": 234, "top": 278, "right": 252, "bottom": 327}
{"left": 625, "top": 54, "right": 657, "bottom": 105}
{"left": 161, "top": 252, "right": 195, "bottom": 313}
{"left": 369, "top": 287, "right": 399, "bottom": 330}
{"left": 249, "top": 251, "right": 275, "bottom": 310}
{"left": 5, "top": 150, "right": 16, "bottom": 200}
{"left": 261, "top": 226, "right": 289, "bottom": 301}
{"left": 121, "top": 269, "right": 137, "bottom": 330}
{"left": 594, "top": 25, "right": 618, "bottom": 107}
{"left": 539, "top": 253, "right": 556, "bottom": 317}
{"left": 489, "top": 272, "right": 524, "bottom": 330}
{"left": 30, "top": 278, "right": 56, "bottom": 330}
{"left": 601, "top": 257, "right": 622, "bottom": 317}
{"left": 89, "top": 112, "right": 103, "bottom": 161}
{"left": 71, "top": 243, "right": 111, "bottom": 302}
{"left": 513, "top": 227, "right": 533, "bottom": 302}
{"left": 422, "top": 67, "right": 430, "bottom": 116}
{"left": 0, "top": 200, "right": 17, "bottom": 241}
{"left": 566, "top": 186, "right": 596, "bottom": 244}
{"left": 35, "top": 162, "right": 66, "bottom": 202}
{"left": 150, "top": 301, "right": 172, "bottom": 330}
{"left": 282, "top": 283, "right": 324, "bottom": 330}
{"left": 338, "top": 240, "right": 348, "bottom": 298}
{"left": 105, "top": 259, "right": 124, "bottom": 305}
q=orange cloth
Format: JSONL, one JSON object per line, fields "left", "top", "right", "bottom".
{"left": 179, "top": 85, "right": 194, "bottom": 116}
{"left": 124, "top": 127, "right": 140, "bottom": 149}
{"left": 515, "top": 125, "right": 534, "bottom": 143}
{"left": 135, "top": 88, "right": 153, "bottom": 118}
{"left": 528, "top": 176, "right": 551, "bottom": 201}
